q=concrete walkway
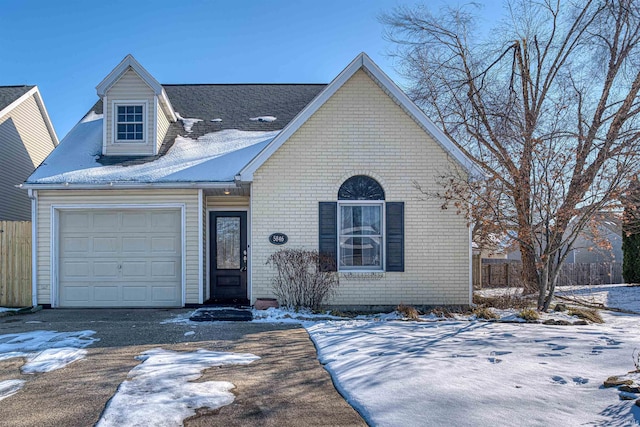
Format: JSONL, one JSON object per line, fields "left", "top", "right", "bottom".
{"left": 0, "top": 309, "right": 366, "bottom": 427}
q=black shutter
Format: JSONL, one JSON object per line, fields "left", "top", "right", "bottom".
{"left": 386, "top": 202, "right": 404, "bottom": 272}
{"left": 319, "top": 202, "right": 338, "bottom": 271}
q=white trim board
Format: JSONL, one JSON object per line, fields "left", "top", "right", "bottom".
{"left": 49, "top": 203, "right": 186, "bottom": 308}
{"left": 238, "top": 52, "right": 485, "bottom": 182}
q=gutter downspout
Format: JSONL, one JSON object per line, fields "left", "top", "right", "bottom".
{"left": 29, "top": 189, "right": 38, "bottom": 307}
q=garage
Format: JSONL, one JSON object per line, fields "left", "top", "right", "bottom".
{"left": 57, "top": 208, "right": 182, "bottom": 307}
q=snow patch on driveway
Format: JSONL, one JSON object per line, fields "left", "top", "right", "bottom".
{"left": 0, "top": 380, "right": 25, "bottom": 401}
{"left": 97, "top": 348, "right": 259, "bottom": 427}
{"left": 0, "top": 330, "right": 97, "bottom": 373}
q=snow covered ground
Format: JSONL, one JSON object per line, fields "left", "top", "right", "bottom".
{"left": 304, "top": 284, "right": 640, "bottom": 427}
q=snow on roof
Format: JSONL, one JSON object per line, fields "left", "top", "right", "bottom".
{"left": 27, "top": 117, "right": 279, "bottom": 184}
{"left": 249, "top": 116, "right": 276, "bottom": 122}
{"left": 175, "top": 112, "right": 203, "bottom": 133}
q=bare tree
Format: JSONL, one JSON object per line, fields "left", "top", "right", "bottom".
{"left": 382, "top": 0, "right": 640, "bottom": 310}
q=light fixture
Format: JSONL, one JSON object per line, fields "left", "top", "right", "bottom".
{"left": 223, "top": 188, "right": 231, "bottom": 195}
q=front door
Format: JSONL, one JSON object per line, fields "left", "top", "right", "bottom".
{"left": 210, "top": 211, "right": 248, "bottom": 303}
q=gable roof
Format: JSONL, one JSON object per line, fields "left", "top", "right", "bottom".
{"left": 239, "top": 52, "right": 485, "bottom": 181}
{"left": 24, "top": 52, "right": 483, "bottom": 189}
{"left": 96, "top": 54, "right": 176, "bottom": 121}
{"left": 25, "top": 84, "right": 325, "bottom": 186}
{"left": 0, "top": 85, "right": 34, "bottom": 112}
{"left": 0, "top": 85, "right": 59, "bottom": 146}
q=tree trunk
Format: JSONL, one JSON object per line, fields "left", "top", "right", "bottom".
{"left": 520, "top": 243, "right": 539, "bottom": 295}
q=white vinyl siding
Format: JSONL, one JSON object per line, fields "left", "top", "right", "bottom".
{"left": 0, "top": 93, "right": 56, "bottom": 220}
{"left": 103, "top": 69, "right": 156, "bottom": 156}
{"left": 156, "top": 98, "right": 171, "bottom": 152}
{"left": 35, "top": 189, "right": 200, "bottom": 306}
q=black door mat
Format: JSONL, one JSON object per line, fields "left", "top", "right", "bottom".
{"left": 189, "top": 307, "right": 253, "bottom": 322}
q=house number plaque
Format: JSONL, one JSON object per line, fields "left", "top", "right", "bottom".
{"left": 269, "top": 233, "right": 288, "bottom": 245}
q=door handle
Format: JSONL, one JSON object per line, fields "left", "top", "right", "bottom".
{"left": 241, "top": 250, "right": 247, "bottom": 271}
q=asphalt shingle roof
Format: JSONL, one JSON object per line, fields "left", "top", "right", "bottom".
{"left": 0, "top": 85, "right": 34, "bottom": 112}
{"left": 89, "top": 83, "right": 326, "bottom": 166}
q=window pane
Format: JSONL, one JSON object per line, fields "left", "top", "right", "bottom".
{"left": 117, "top": 106, "right": 125, "bottom": 114}
{"left": 340, "top": 237, "right": 381, "bottom": 267}
{"left": 340, "top": 205, "right": 381, "bottom": 235}
{"left": 216, "top": 217, "right": 240, "bottom": 269}
{"left": 134, "top": 106, "right": 142, "bottom": 114}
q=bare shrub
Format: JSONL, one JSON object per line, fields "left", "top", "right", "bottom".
{"left": 473, "top": 307, "right": 498, "bottom": 320}
{"left": 396, "top": 304, "right": 420, "bottom": 320}
{"left": 519, "top": 308, "right": 540, "bottom": 322}
{"left": 473, "top": 293, "right": 531, "bottom": 310}
{"left": 430, "top": 306, "right": 454, "bottom": 318}
{"left": 568, "top": 308, "right": 604, "bottom": 324}
{"left": 266, "top": 248, "right": 339, "bottom": 311}
{"left": 633, "top": 349, "right": 640, "bottom": 372}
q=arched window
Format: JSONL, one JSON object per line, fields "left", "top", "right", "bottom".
{"left": 337, "top": 176, "right": 385, "bottom": 270}
{"left": 338, "top": 175, "right": 385, "bottom": 200}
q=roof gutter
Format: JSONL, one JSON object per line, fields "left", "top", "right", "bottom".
{"left": 19, "top": 181, "right": 237, "bottom": 190}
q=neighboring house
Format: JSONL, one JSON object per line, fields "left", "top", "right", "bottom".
{"left": 506, "top": 213, "right": 623, "bottom": 264}
{"left": 0, "top": 86, "right": 58, "bottom": 220}
{"left": 24, "top": 53, "right": 483, "bottom": 309}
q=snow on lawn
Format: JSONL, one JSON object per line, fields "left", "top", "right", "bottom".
{"left": 0, "top": 380, "right": 25, "bottom": 401}
{"left": 27, "top": 114, "right": 279, "bottom": 184}
{"left": 305, "top": 285, "right": 640, "bottom": 427}
{"left": 97, "top": 348, "right": 259, "bottom": 427}
{"left": 0, "top": 330, "right": 97, "bottom": 373}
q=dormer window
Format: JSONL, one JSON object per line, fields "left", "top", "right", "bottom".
{"left": 114, "top": 102, "right": 146, "bottom": 143}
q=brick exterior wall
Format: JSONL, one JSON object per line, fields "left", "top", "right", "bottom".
{"left": 250, "top": 70, "right": 471, "bottom": 307}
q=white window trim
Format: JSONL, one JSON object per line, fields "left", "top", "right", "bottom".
{"left": 337, "top": 200, "right": 385, "bottom": 273}
{"left": 111, "top": 100, "right": 149, "bottom": 145}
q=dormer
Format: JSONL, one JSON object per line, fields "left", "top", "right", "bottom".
{"left": 96, "top": 55, "right": 176, "bottom": 156}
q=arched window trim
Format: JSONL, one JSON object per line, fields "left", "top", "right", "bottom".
{"left": 338, "top": 175, "right": 385, "bottom": 201}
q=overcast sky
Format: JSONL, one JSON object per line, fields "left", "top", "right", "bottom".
{"left": 1, "top": 0, "right": 501, "bottom": 139}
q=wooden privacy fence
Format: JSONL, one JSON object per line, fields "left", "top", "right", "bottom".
{"left": 474, "top": 259, "right": 623, "bottom": 288}
{"left": 0, "top": 221, "right": 31, "bottom": 307}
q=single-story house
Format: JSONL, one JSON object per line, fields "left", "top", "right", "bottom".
{"left": 23, "top": 53, "right": 483, "bottom": 309}
{"left": 0, "top": 85, "right": 58, "bottom": 220}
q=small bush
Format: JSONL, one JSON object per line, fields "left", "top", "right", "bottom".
{"left": 473, "top": 306, "right": 498, "bottom": 320}
{"left": 568, "top": 308, "right": 604, "bottom": 324}
{"left": 519, "top": 308, "right": 540, "bottom": 321}
{"left": 633, "top": 348, "right": 640, "bottom": 372}
{"left": 430, "top": 306, "right": 454, "bottom": 318}
{"left": 396, "top": 304, "right": 420, "bottom": 320}
{"left": 267, "top": 248, "right": 339, "bottom": 311}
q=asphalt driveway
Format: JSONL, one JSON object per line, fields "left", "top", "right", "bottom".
{"left": 0, "top": 309, "right": 365, "bottom": 427}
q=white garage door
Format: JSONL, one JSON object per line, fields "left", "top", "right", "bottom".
{"left": 58, "top": 209, "right": 182, "bottom": 307}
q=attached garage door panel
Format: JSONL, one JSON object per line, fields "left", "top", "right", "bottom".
{"left": 59, "top": 209, "right": 182, "bottom": 307}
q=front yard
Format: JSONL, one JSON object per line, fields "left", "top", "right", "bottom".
{"left": 1, "top": 285, "right": 639, "bottom": 426}
{"left": 302, "top": 284, "right": 640, "bottom": 426}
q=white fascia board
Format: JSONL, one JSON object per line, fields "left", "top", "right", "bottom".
{"left": 238, "top": 52, "right": 485, "bottom": 181}
{"left": 21, "top": 181, "right": 235, "bottom": 190}
{"left": 159, "top": 88, "right": 177, "bottom": 122}
{"left": 31, "top": 87, "right": 60, "bottom": 146}
{"left": 96, "top": 54, "right": 164, "bottom": 97}
{"left": 0, "top": 86, "right": 38, "bottom": 120}
{"left": 0, "top": 86, "right": 60, "bottom": 147}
